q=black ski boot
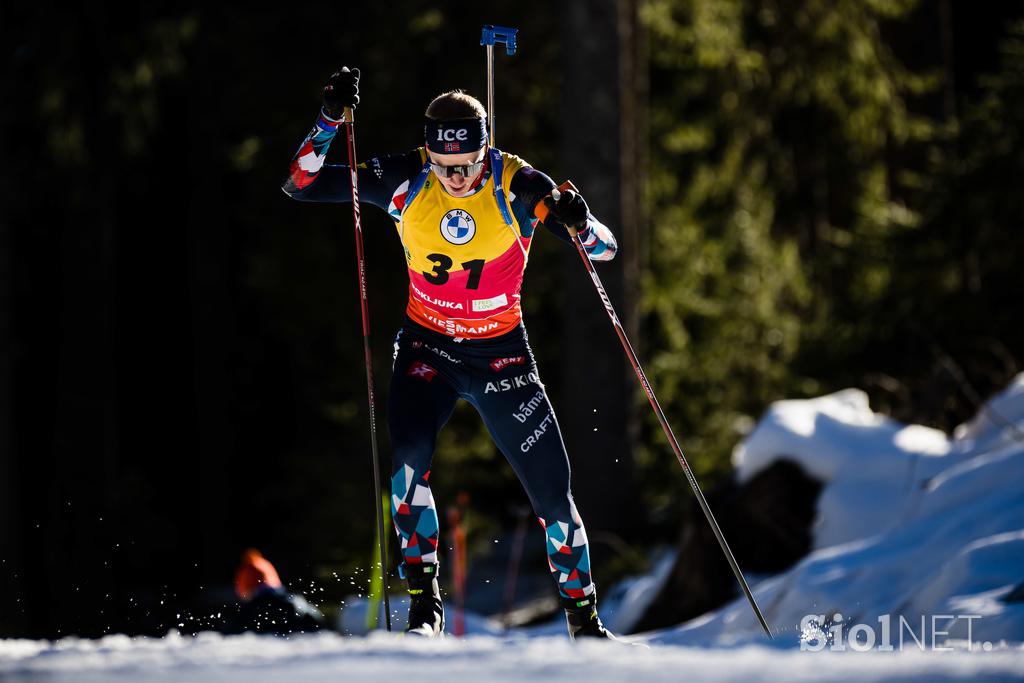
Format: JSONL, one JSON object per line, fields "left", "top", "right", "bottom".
{"left": 404, "top": 563, "right": 444, "bottom": 637}
{"left": 562, "top": 594, "right": 616, "bottom": 641}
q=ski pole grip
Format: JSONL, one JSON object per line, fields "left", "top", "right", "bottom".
{"left": 481, "top": 25, "right": 519, "bottom": 55}
{"left": 549, "top": 180, "right": 581, "bottom": 236}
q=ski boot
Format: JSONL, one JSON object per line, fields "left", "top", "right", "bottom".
{"left": 403, "top": 563, "right": 444, "bottom": 637}
{"left": 562, "top": 594, "right": 616, "bottom": 641}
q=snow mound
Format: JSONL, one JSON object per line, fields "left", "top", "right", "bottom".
{"left": 662, "top": 374, "right": 1024, "bottom": 647}
{"left": 733, "top": 387, "right": 954, "bottom": 549}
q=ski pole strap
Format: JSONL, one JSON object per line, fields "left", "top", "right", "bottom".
{"left": 548, "top": 180, "right": 582, "bottom": 236}
{"left": 534, "top": 180, "right": 579, "bottom": 228}
{"left": 533, "top": 201, "right": 550, "bottom": 225}
{"left": 480, "top": 25, "right": 518, "bottom": 55}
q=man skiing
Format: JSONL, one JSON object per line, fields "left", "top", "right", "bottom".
{"left": 282, "top": 67, "right": 618, "bottom": 639}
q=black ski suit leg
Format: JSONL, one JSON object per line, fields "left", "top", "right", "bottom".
{"left": 467, "top": 360, "right": 596, "bottom": 602}
{"left": 388, "top": 333, "right": 461, "bottom": 572}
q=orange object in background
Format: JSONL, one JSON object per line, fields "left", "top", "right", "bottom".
{"left": 234, "top": 548, "right": 283, "bottom": 602}
{"left": 447, "top": 492, "right": 470, "bottom": 636}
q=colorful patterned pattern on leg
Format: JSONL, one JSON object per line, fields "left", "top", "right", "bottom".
{"left": 391, "top": 465, "right": 440, "bottom": 566}
{"left": 538, "top": 502, "right": 595, "bottom": 600}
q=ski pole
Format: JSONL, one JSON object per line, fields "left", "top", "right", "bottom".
{"left": 341, "top": 104, "right": 392, "bottom": 632}
{"left": 480, "top": 25, "right": 518, "bottom": 146}
{"left": 552, "top": 182, "right": 773, "bottom": 639}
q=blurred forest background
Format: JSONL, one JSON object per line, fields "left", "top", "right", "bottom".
{"left": 2, "top": 0, "right": 1023, "bottom": 638}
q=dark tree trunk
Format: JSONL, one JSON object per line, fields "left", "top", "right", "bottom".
{"left": 0, "top": 52, "right": 21, "bottom": 636}
{"left": 617, "top": 0, "right": 649, "bottom": 485}
{"left": 558, "top": 0, "right": 639, "bottom": 550}
{"left": 939, "top": 0, "right": 957, "bottom": 125}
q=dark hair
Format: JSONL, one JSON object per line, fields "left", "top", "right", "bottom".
{"left": 425, "top": 90, "right": 487, "bottom": 121}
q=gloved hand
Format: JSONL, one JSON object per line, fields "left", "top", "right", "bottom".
{"left": 322, "top": 67, "right": 360, "bottom": 120}
{"left": 543, "top": 188, "right": 589, "bottom": 230}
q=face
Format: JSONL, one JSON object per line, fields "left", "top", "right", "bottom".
{"left": 427, "top": 147, "right": 487, "bottom": 197}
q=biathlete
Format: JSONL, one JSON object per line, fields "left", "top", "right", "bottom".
{"left": 282, "top": 67, "right": 619, "bottom": 639}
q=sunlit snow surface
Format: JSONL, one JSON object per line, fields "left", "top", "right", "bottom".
{"left": 1, "top": 631, "right": 1023, "bottom": 683}
{"left": 698, "top": 374, "right": 1024, "bottom": 646}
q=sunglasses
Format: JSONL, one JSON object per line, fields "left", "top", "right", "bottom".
{"left": 430, "top": 160, "right": 485, "bottom": 179}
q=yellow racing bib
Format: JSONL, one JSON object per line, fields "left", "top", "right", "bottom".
{"left": 396, "top": 150, "right": 531, "bottom": 339}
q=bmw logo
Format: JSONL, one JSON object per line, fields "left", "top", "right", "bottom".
{"left": 440, "top": 209, "right": 477, "bottom": 245}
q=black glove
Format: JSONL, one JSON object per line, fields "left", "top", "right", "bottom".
{"left": 543, "top": 188, "right": 589, "bottom": 230}
{"left": 322, "top": 67, "right": 360, "bottom": 120}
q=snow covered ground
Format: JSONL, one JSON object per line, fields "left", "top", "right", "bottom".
{"left": 1, "top": 631, "right": 1022, "bottom": 683}
{"left": 3, "top": 376, "right": 1024, "bottom": 681}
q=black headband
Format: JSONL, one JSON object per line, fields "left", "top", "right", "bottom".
{"left": 424, "top": 117, "right": 488, "bottom": 154}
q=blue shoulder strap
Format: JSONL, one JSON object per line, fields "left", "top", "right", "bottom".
{"left": 489, "top": 147, "right": 515, "bottom": 228}
{"left": 401, "top": 162, "right": 432, "bottom": 214}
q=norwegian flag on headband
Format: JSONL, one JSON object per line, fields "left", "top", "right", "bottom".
{"left": 424, "top": 117, "right": 488, "bottom": 154}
